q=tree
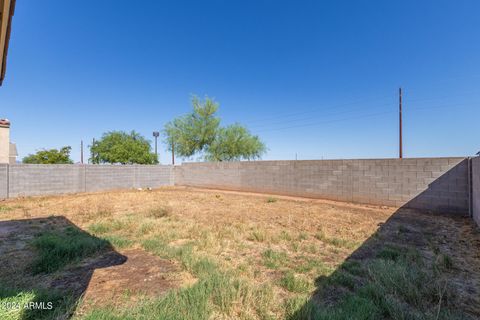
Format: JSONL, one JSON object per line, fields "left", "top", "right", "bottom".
{"left": 164, "top": 95, "right": 220, "bottom": 158}
{"left": 23, "top": 146, "right": 73, "bottom": 164}
{"left": 90, "top": 131, "right": 157, "bottom": 164}
{"left": 205, "top": 124, "right": 266, "bottom": 161}
{"left": 164, "top": 95, "right": 266, "bottom": 161}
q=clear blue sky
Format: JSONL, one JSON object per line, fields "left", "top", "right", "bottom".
{"left": 1, "top": 0, "right": 479, "bottom": 163}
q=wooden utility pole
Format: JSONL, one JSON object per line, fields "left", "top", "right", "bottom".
{"left": 80, "top": 140, "right": 84, "bottom": 164}
{"left": 171, "top": 142, "right": 175, "bottom": 165}
{"left": 91, "top": 138, "right": 96, "bottom": 163}
{"left": 399, "top": 87, "right": 403, "bottom": 159}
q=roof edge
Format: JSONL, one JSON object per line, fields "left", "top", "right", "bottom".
{"left": 0, "top": 0, "right": 16, "bottom": 86}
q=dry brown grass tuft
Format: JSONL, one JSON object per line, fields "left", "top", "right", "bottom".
{"left": 147, "top": 205, "right": 173, "bottom": 218}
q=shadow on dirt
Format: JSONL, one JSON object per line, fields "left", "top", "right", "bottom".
{"left": 0, "top": 216, "right": 127, "bottom": 319}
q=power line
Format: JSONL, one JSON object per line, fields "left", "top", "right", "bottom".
{"left": 405, "top": 90, "right": 480, "bottom": 103}
{"left": 239, "top": 89, "right": 480, "bottom": 127}
{"left": 251, "top": 101, "right": 478, "bottom": 134}
{"left": 254, "top": 110, "right": 396, "bottom": 133}
{"left": 242, "top": 94, "right": 393, "bottom": 125}
{"left": 244, "top": 91, "right": 478, "bottom": 126}
{"left": 248, "top": 102, "right": 394, "bottom": 129}
{"left": 408, "top": 101, "right": 479, "bottom": 111}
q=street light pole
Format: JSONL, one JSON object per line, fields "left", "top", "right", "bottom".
{"left": 153, "top": 131, "right": 159, "bottom": 163}
{"left": 80, "top": 140, "right": 84, "bottom": 164}
{"left": 399, "top": 88, "right": 403, "bottom": 159}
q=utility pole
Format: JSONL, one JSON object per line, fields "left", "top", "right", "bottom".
{"left": 399, "top": 87, "right": 403, "bottom": 159}
{"left": 152, "top": 131, "right": 159, "bottom": 163}
{"left": 80, "top": 140, "right": 84, "bottom": 164}
{"left": 171, "top": 141, "right": 175, "bottom": 165}
{"left": 91, "top": 138, "right": 96, "bottom": 164}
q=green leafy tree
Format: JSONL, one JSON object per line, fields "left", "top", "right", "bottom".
{"left": 90, "top": 131, "right": 157, "bottom": 164}
{"left": 205, "top": 124, "right": 266, "bottom": 161}
{"left": 164, "top": 96, "right": 220, "bottom": 158}
{"left": 23, "top": 146, "right": 73, "bottom": 164}
{"left": 164, "top": 95, "right": 266, "bottom": 161}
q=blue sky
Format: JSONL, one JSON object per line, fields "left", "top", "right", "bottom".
{"left": 1, "top": 0, "right": 479, "bottom": 163}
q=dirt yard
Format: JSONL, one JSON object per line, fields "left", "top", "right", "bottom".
{"left": 0, "top": 187, "right": 479, "bottom": 319}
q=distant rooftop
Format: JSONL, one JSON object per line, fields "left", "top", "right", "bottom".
{"left": 9, "top": 141, "right": 17, "bottom": 157}
{"left": 0, "top": 118, "right": 10, "bottom": 127}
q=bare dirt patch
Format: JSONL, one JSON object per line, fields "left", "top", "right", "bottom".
{"left": 79, "top": 249, "right": 181, "bottom": 308}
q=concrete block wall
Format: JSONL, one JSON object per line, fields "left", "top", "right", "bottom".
{"left": 85, "top": 165, "right": 174, "bottom": 192}
{"left": 0, "top": 164, "right": 7, "bottom": 199}
{"left": 135, "top": 165, "right": 175, "bottom": 188}
{"left": 85, "top": 166, "right": 135, "bottom": 192}
{"left": 472, "top": 157, "right": 480, "bottom": 227}
{"left": 0, "top": 164, "right": 174, "bottom": 198}
{"left": 0, "top": 159, "right": 473, "bottom": 217}
{"left": 175, "top": 157, "right": 469, "bottom": 214}
{"left": 9, "top": 164, "right": 86, "bottom": 197}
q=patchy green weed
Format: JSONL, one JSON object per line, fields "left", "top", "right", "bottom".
{"left": 266, "top": 197, "right": 277, "bottom": 203}
{"left": 262, "top": 249, "right": 288, "bottom": 269}
{"left": 30, "top": 227, "right": 109, "bottom": 274}
{"left": 279, "top": 272, "right": 310, "bottom": 293}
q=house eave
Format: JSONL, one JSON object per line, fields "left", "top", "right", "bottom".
{"left": 0, "top": 0, "right": 16, "bottom": 86}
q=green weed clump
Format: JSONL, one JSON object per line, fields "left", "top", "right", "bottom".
{"left": 286, "top": 245, "right": 465, "bottom": 320}
{"left": 30, "top": 226, "right": 109, "bottom": 274}
{"left": 314, "top": 229, "right": 357, "bottom": 249}
{"left": 0, "top": 205, "right": 13, "bottom": 213}
{"left": 262, "top": 249, "right": 288, "bottom": 269}
{"left": 87, "top": 223, "right": 110, "bottom": 234}
{"left": 266, "top": 197, "right": 277, "bottom": 203}
{"left": 101, "top": 235, "right": 133, "bottom": 249}
{"left": 279, "top": 230, "right": 292, "bottom": 241}
{"left": 279, "top": 272, "right": 310, "bottom": 293}
{"left": 88, "top": 219, "right": 128, "bottom": 235}
{"left": 248, "top": 229, "right": 267, "bottom": 242}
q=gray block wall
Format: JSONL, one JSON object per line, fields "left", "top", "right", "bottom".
{"left": 85, "top": 165, "right": 174, "bottom": 192}
{"left": 134, "top": 165, "right": 175, "bottom": 188}
{"left": 472, "top": 157, "right": 480, "bottom": 227}
{"left": 0, "top": 158, "right": 473, "bottom": 217}
{"left": 85, "top": 165, "right": 135, "bottom": 192}
{"left": 175, "top": 158, "right": 469, "bottom": 214}
{"left": 9, "top": 164, "right": 85, "bottom": 197}
{"left": 0, "top": 164, "right": 174, "bottom": 198}
{"left": 0, "top": 164, "right": 7, "bottom": 199}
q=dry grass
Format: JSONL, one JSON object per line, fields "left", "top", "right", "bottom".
{"left": 0, "top": 186, "right": 479, "bottom": 319}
